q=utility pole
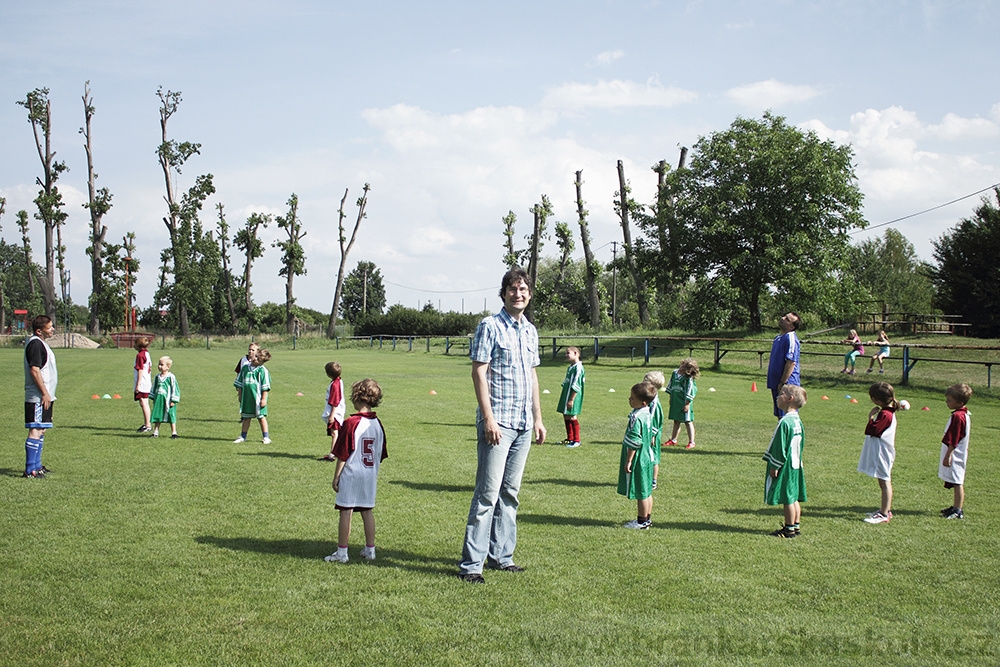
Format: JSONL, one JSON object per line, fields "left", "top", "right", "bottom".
{"left": 362, "top": 263, "right": 368, "bottom": 316}
{"left": 610, "top": 241, "right": 618, "bottom": 325}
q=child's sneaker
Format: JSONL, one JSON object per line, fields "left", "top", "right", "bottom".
{"left": 770, "top": 527, "right": 797, "bottom": 538}
{"left": 866, "top": 368, "right": 873, "bottom": 374}
{"left": 360, "top": 547, "right": 376, "bottom": 561}
{"left": 623, "top": 519, "right": 651, "bottom": 530}
{"left": 944, "top": 508, "right": 964, "bottom": 520}
{"left": 262, "top": 437, "right": 272, "bottom": 445}
{"left": 941, "top": 506, "right": 956, "bottom": 516}
{"left": 685, "top": 442, "right": 696, "bottom": 449}
{"left": 878, "top": 369, "right": 885, "bottom": 374}
{"left": 664, "top": 439, "right": 677, "bottom": 447}
{"left": 324, "top": 551, "right": 349, "bottom": 563}
{"left": 565, "top": 441, "right": 580, "bottom": 448}
{"left": 863, "top": 511, "right": 892, "bottom": 524}
{"left": 233, "top": 437, "right": 246, "bottom": 443}
{"left": 652, "top": 479, "right": 658, "bottom": 490}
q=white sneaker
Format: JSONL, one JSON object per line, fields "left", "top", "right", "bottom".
{"left": 863, "top": 511, "right": 892, "bottom": 524}
{"left": 623, "top": 519, "right": 651, "bottom": 530}
{"left": 324, "top": 551, "right": 349, "bottom": 563}
{"left": 360, "top": 547, "right": 376, "bottom": 561}
{"left": 262, "top": 437, "right": 272, "bottom": 445}
{"left": 233, "top": 437, "right": 246, "bottom": 443}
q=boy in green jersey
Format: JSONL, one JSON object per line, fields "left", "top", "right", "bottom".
{"left": 618, "top": 382, "right": 658, "bottom": 529}
{"left": 557, "top": 346, "right": 585, "bottom": 448}
{"left": 763, "top": 384, "right": 807, "bottom": 538}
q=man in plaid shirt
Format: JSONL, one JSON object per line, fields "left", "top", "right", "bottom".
{"left": 458, "top": 267, "right": 546, "bottom": 584}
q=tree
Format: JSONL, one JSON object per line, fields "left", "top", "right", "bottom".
{"left": 156, "top": 87, "right": 215, "bottom": 335}
{"left": 327, "top": 183, "right": 370, "bottom": 338}
{"left": 215, "top": 204, "right": 239, "bottom": 332}
{"left": 0, "top": 198, "right": 5, "bottom": 331}
{"left": 932, "top": 188, "right": 1000, "bottom": 337}
{"left": 574, "top": 170, "right": 602, "bottom": 328}
{"left": 16, "top": 209, "right": 39, "bottom": 297}
{"left": 501, "top": 210, "right": 524, "bottom": 269}
{"left": 233, "top": 211, "right": 270, "bottom": 329}
{"left": 81, "top": 82, "right": 116, "bottom": 335}
{"left": 340, "top": 261, "right": 386, "bottom": 323}
{"left": 17, "top": 88, "right": 69, "bottom": 320}
{"left": 679, "top": 112, "right": 865, "bottom": 330}
{"left": 88, "top": 233, "right": 138, "bottom": 333}
{"left": 526, "top": 195, "right": 552, "bottom": 322}
{"left": 614, "top": 160, "right": 651, "bottom": 326}
{"left": 274, "top": 193, "right": 307, "bottom": 334}
{"left": 1, "top": 205, "right": 45, "bottom": 327}
{"left": 848, "top": 228, "right": 935, "bottom": 317}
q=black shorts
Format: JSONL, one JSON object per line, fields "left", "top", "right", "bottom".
{"left": 25, "top": 402, "right": 54, "bottom": 429}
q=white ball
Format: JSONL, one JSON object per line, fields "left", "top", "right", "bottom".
{"left": 899, "top": 400, "right": 910, "bottom": 411}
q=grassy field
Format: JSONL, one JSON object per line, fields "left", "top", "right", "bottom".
{"left": 2, "top": 343, "right": 999, "bottom": 666}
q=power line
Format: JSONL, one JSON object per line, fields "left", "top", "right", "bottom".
{"left": 854, "top": 182, "right": 1000, "bottom": 235}
{"left": 383, "top": 279, "right": 498, "bottom": 295}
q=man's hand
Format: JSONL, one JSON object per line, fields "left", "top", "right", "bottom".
{"left": 534, "top": 421, "right": 546, "bottom": 445}
{"left": 482, "top": 415, "right": 502, "bottom": 445}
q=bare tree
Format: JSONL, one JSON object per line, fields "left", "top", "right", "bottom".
{"left": 234, "top": 212, "right": 271, "bottom": 329}
{"left": 17, "top": 88, "right": 68, "bottom": 320}
{"left": 275, "top": 194, "right": 306, "bottom": 334}
{"left": 215, "top": 204, "right": 239, "bottom": 332}
{"left": 81, "top": 82, "right": 114, "bottom": 335}
{"left": 0, "top": 198, "right": 5, "bottom": 332}
{"left": 327, "top": 184, "right": 370, "bottom": 338}
{"left": 575, "top": 170, "right": 601, "bottom": 328}
{"left": 615, "top": 160, "right": 650, "bottom": 326}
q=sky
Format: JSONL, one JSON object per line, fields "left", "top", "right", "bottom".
{"left": 2, "top": 1, "right": 998, "bottom": 317}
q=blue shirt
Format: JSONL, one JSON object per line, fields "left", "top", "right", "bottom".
{"left": 767, "top": 331, "right": 800, "bottom": 389}
{"left": 469, "top": 308, "right": 539, "bottom": 430}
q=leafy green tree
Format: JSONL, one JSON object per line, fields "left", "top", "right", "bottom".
{"left": 81, "top": 82, "right": 117, "bottom": 335}
{"left": 234, "top": 211, "right": 270, "bottom": 330}
{"left": 678, "top": 112, "right": 865, "bottom": 330}
{"left": 501, "top": 210, "right": 525, "bottom": 269}
{"left": 18, "top": 88, "right": 69, "bottom": 319}
{"left": 0, "top": 209, "right": 45, "bottom": 326}
{"left": 340, "top": 261, "right": 386, "bottom": 324}
{"left": 156, "top": 87, "right": 215, "bottom": 335}
{"left": 932, "top": 188, "right": 1000, "bottom": 337}
{"left": 274, "top": 194, "right": 306, "bottom": 333}
{"left": 88, "top": 233, "right": 138, "bottom": 333}
{"left": 848, "top": 228, "right": 935, "bottom": 317}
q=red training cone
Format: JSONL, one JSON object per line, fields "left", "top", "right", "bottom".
{"left": 429, "top": 390, "right": 437, "bottom": 395}
{"left": 751, "top": 382, "right": 757, "bottom": 393}
{"left": 850, "top": 398, "right": 858, "bottom": 403}
{"left": 91, "top": 394, "right": 100, "bottom": 400}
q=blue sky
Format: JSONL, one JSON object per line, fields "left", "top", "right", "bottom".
{"left": 2, "top": 1, "right": 998, "bottom": 315}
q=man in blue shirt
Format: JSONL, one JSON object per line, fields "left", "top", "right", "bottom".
{"left": 458, "top": 267, "right": 546, "bottom": 583}
{"left": 767, "top": 312, "right": 801, "bottom": 418}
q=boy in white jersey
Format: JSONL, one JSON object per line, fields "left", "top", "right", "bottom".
{"left": 325, "top": 379, "right": 388, "bottom": 564}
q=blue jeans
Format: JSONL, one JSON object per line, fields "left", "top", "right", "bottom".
{"left": 458, "top": 422, "right": 532, "bottom": 574}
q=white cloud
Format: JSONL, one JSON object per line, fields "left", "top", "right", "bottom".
{"left": 726, "top": 79, "right": 821, "bottom": 109}
{"left": 542, "top": 78, "right": 698, "bottom": 110}
{"left": 593, "top": 49, "right": 625, "bottom": 66}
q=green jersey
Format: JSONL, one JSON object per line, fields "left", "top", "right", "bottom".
{"left": 763, "top": 411, "right": 806, "bottom": 505}
{"left": 618, "top": 407, "right": 654, "bottom": 500}
{"left": 557, "top": 361, "right": 585, "bottom": 417}
{"left": 235, "top": 364, "right": 271, "bottom": 419}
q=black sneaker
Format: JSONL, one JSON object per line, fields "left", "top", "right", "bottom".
{"left": 944, "top": 508, "right": 964, "bottom": 520}
{"left": 137, "top": 425, "right": 150, "bottom": 433}
{"left": 941, "top": 506, "right": 956, "bottom": 516}
{"left": 770, "top": 527, "right": 797, "bottom": 538}
{"left": 41, "top": 466, "right": 52, "bottom": 474}
{"left": 458, "top": 572, "right": 486, "bottom": 584}
{"left": 170, "top": 434, "right": 179, "bottom": 439}
{"left": 22, "top": 470, "right": 45, "bottom": 479}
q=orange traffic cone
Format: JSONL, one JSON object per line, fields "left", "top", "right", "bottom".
{"left": 751, "top": 382, "right": 757, "bottom": 393}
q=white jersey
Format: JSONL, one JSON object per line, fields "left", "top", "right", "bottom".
{"left": 939, "top": 407, "right": 971, "bottom": 485}
{"left": 24, "top": 335, "right": 57, "bottom": 403}
{"left": 333, "top": 412, "right": 388, "bottom": 508}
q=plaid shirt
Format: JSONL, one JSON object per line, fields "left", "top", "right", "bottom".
{"left": 470, "top": 308, "right": 539, "bottom": 430}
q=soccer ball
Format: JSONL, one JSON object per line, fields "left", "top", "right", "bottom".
{"left": 899, "top": 400, "right": 910, "bottom": 411}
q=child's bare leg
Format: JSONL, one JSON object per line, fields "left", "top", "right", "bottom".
{"left": 878, "top": 478, "right": 892, "bottom": 514}
{"left": 258, "top": 417, "right": 269, "bottom": 435}
{"left": 670, "top": 421, "right": 681, "bottom": 441}
{"left": 653, "top": 464, "right": 659, "bottom": 484}
{"left": 685, "top": 421, "right": 696, "bottom": 444}
{"left": 151, "top": 421, "right": 160, "bottom": 436}
{"left": 360, "top": 509, "right": 375, "bottom": 546}
{"left": 338, "top": 509, "right": 353, "bottom": 546}
{"left": 140, "top": 397, "right": 151, "bottom": 428}
{"left": 329, "top": 429, "right": 339, "bottom": 455}
{"left": 638, "top": 497, "right": 652, "bottom": 519}
{"left": 784, "top": 502, "right": 801, "bottom": 526}
{"left": 868, "top": 356, "right": 876, "bottom": 370}
{"left": 170, "top": 422, "right": 178, "bottom": 436}
{"left": 954, "top": 484, "right": 964, "bottom": 509}
{"left": 240, "top": 418, "right": 252, "bottom": 433}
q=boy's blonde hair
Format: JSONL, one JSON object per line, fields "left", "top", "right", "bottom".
{"left": 158, "top": 355, "right": 173, "bottom": 368}
{"left": 325, "top": 361, "right": 342, "bottom": 379}
{"left": 631, "top": 381, "right": 658, "bottom": 405}
{"left": 352, "top": 378, "right": 382, "bottom": 407}
{"left": 566, "top": 346, "right": 581, "bottom": 358}
{"left": 781, "top": 384, "right": 807, "bottom": 409}
{"left": 678, "top": 358, "right": 700, "bottom": 379}
{"left": 643, "top": 371, "right": 665, "bottom": 389}
{"left": 134, "top": 336, "right": 151, "bottom": 351}
{"left": 945, "top": 383, "right": 973, "bottom": 405}
{"left": 255, "top": 349, "right": 271, "bottom": 364}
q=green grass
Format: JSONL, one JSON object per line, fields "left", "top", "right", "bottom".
{"left": 2, "top": 346, "right": 999, "bottom": 666}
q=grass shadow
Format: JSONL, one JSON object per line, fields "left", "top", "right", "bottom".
{"left": 416, "top": 421, "right": 473, "bottom": 429}
{"left": 389, "top": 480, "right": 473, "bottom": 493}
{"left": 195, "top": 536, "right": 455, "bottom": 575}
{"left": 236, "top": 451, "right": 317, "bottom": 460}
{"left": 518, "top": 513, "right": 616, "bottom": 528}
{"left": 661, "top": 448, "right": 761, "bottom": 457}
{"left": 525, "top": 477, "right": 607, "bottom": 488}
{"left": 2, "top": 467, "right": 27, "bottom": 478}
{"left": 656, "top": 520, "right": 763, "bottom": 534}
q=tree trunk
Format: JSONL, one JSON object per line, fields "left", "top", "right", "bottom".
{"left": 285, "top": 277, "right": 295, "bottom": 334}
{"left": 575, "top": 170, "right": 601, "bottom": 329}
{"left": 526, "top": 207, "right": 540, "bottom": 322}
{"left": 616, "top": 160, "right": 651, "bottom": 326}
{"left": 327, "top": 184, "right": 370, "bottom": 338}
